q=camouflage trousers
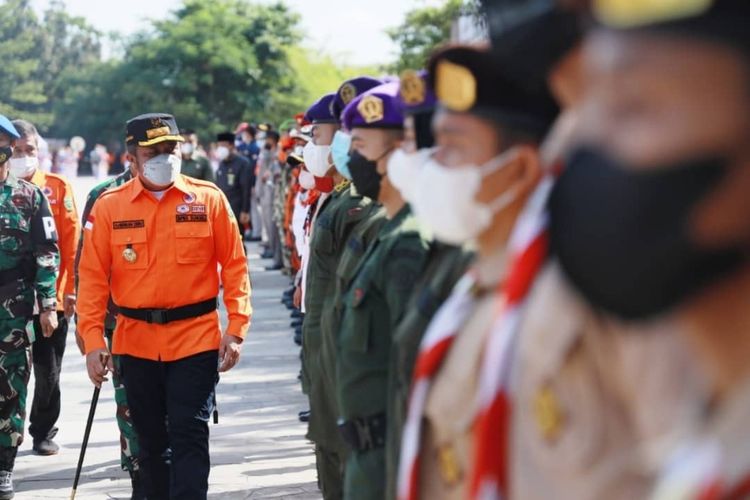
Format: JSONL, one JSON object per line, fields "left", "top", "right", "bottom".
{"left": 106, "top": 332, "right": 140, "bottom": 472}
{"left": 0, "top": 317, "right": 31, "bottom": 449}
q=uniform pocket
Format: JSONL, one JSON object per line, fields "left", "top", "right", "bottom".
{"left": 111, "top": 228, "right": 149, "bottom": 270}
{"left": 174, "top": 223, "right": 213, "bottom": 264}
{"left": 0, "top": 211, "right": 30, "bottom": 253}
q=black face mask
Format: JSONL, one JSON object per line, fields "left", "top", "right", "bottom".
{"left": 349, "top": 150, "right": 382, "bottom": 201}
{"left": 484, "top": 1, "right": 582, "bottom": 93}
{"left": 548, "top": 147, "right": 744, "bottom": 321}
{"left": 0, "top": 146, "right": 11, "bottom": 165}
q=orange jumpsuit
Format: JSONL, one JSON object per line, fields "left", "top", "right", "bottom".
{"left": 77, "top": 175, "right": 252, "bottom": 361}
{"left": 30, "top": 169, "right": 79, "bottom": 310}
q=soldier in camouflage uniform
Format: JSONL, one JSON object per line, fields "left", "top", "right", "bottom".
{"left": 336, "top": 83, "right": 432, "bottom": 500}
{"left": 0, "top": 115, "right": 59, "bottom": 499}
{"left": 73, "top": 166, "right": 145, "bottom": 499}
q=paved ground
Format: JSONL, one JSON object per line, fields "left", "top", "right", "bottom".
{"left": 12, "top": 175, "right": 319, "bottom": 499}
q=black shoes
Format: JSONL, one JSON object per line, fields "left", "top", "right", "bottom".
{"left": 32, "top": 439, "right": 59, "bottom": 456}
{"left": 298, "top": 410, "right": 310, "bottom": 423}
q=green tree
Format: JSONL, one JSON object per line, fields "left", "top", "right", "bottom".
{"left": 54, "top": 0, "right": 303, "bottom": 145}
{"left": 387, "top": 0, "right": 469, "bottom": 73}
{"left": 0, "top": 0, "right": 50, "bottom": 126}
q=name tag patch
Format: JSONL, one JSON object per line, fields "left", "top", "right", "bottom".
{"left": 191, "top": 204, "right": 206, "bottom": 214}
{"left": 113, "top": 220, "right": 145, "bottom": 230}
{"left": 176, "top": 214, "right": 208, "bottom": 223}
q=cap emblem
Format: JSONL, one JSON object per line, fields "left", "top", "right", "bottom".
{"left": 435, "top": 60, "right": 477, "bottom": 112}
{"left": 400, "top": 70, "right": 425, "bottom": 106}
{"left": 594, "top": 0, "right": 711, "bottom": 28}
{"left": 340, "top": 83, "right": 357, "bottom": 105}
{"left": 357, "top": 95, "right": 384, "bottom": 124}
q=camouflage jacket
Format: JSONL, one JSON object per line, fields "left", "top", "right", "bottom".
{"left": 74, "top": 169, "right": 132, "bottom": 330}
{"left": 0, "top": 174, "right": 59, "bottom": 316}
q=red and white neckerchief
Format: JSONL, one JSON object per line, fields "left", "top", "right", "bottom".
{"left": 397, "top": 270, "right": 480, "bottom": 500}
{"left": 470, "top": 177, "right": 555, "bottom": 500}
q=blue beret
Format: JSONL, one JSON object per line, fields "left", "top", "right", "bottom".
{"left": 304, "top": 93, "right": 338, "bottom": 124}
{"left": 342, "top": 82, "right": 405, "bottom": 131}
{"left": 331, "top": 76, "right": 384, "bottom": 121}
{"left": 396, "top": 70, "right": 436, "bottom": 115}
{"left": 0, "top": 115, "right": 19, "bottom": 139}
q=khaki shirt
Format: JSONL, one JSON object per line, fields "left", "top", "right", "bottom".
{"left": 652, "top": 378, "right": 750, "bottom": 499}
{"left": 511, "top": 262, "right": 703, "bottom": 500}
{"left": 418, "top": 250, "right": 506, "bottom": 500}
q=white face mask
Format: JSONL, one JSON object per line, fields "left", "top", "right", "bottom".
{"left": 143, "top": 154, "right": 181, "bottom": 187}
{"left": 298, "top": 169, "right": 316, "bottom": 190}
{"left": 303, "top": 141, "right": 332, "bottom": 177}
{"left": 180, "top": 143, "right": 194, "bottom": 155}
{"left": 411, "top": 153, "right": 517, "bottom": 245}
{"left": 387, "top": 148, "right": 434, "bottom": 204}
{"left": 216, "top": 146, "right": 230, "bottom": 161}
{"left": 9, "top": 156, "right": 38, "bottom": 179}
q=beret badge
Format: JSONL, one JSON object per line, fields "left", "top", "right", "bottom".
{"left": 435, "top": 60, "right": 477, "bottom": 112}
{"left": 340, "top": 83, "right": 357, "bottom": 105}
{"left": 400, "top": 70, "right": 426, "bottom": 106}
{"left": 357, "top": 95, "right": 385, "bottom": 124}
{"left": 594, "top": 0, "right": 711, "bottom": 28}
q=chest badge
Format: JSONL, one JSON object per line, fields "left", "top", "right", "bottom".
{"left": 534, "top": 384, "right": 565, "bottom": 442}
{"left": 122, "top": 245, "right": 138, "bottom": 264}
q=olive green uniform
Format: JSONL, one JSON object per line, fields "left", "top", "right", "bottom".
{"left": 336, "top": 205, "right": 430, "bottom": 500}
{"left": 0, "top": 175, "right": 59, "bottom": 461}
{"left": 180, "top": 156, "right": 214, "bottom": 183}
{"left": 303, "top": 182, "right": 383, "bottom": 499}
{"left": 385, "top": 243, "right": 473, "bottom": 500}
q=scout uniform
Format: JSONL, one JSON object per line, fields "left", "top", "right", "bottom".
{"left": 23, "top": 162, "right": 79, "bottom": 453}
{"left": 384, "top": 71, "right": 474, "bottom": 500}
{"left": 73, "top": 169, "right": 142, "bottom": 482}
{"left": 468, "top": 3, "right": 706, "bottom": 496}
{"left": 0, "top": 116, "right": 59, "bottom": 486}
{"left": 302, "top": 90, "right": 384, "bottom": 500}
{"left": 77, "top": 114, "right": 251, "bottom": 499}
{"left": 396, "top": 47, "right": 559, "bottom": 500}
{"left": 337, "top": 83, "right": 431, "bottom": 500}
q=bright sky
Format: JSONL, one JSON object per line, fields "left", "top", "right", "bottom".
{"left": 31, "top": 0, "right": 445, "bottom": 66}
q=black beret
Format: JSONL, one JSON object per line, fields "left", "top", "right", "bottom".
{"left": 428, "top": 45, "right": 559, "bottom": 138}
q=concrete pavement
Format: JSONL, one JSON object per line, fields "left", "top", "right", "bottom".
{"left": 13, "top": 175, "right": 319, "bottom": 499}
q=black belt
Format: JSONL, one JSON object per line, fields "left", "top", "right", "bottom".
{"left": 117, "top": 297, "right": 217, "bottom": 325}
{"left": 0, "top": 267, "right": 28, "bottom": 287}
{"left": 338, "top": 413, "right": 386, "bottom": 451}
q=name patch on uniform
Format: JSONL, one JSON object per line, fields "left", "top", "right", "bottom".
{"left": 113, "top": 220, "right": 145, "bottom": 230}
{"left": 176, "top": 214, "right": 208, "bottom": 223}
{"left": 190, "top": 204, "right": 206, "bottom": 214}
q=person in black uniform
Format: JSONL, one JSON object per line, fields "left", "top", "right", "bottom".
{"left": 215, "top": 132, "right": 252, "bottom": 235}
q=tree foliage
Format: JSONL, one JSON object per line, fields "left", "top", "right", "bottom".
{"left": 387, "top": 0, "right": 474, "bottom": 74}
{"left": 0, "top": 0, "right": 463, "bottom": 147}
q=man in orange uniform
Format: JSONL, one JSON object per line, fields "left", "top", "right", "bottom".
{"left": 9, "top": 119, "right": 79, "bottom": 456}
{"left": 77, "top": 113, "right": 252, "bottom": 500}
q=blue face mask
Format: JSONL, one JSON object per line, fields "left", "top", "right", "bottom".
{"left": 331, "top": 131, "right": 352, "bottom": 180}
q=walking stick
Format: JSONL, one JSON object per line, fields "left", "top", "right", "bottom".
{"left": 71, "top": 353, "right": 109, "bottom": 500}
